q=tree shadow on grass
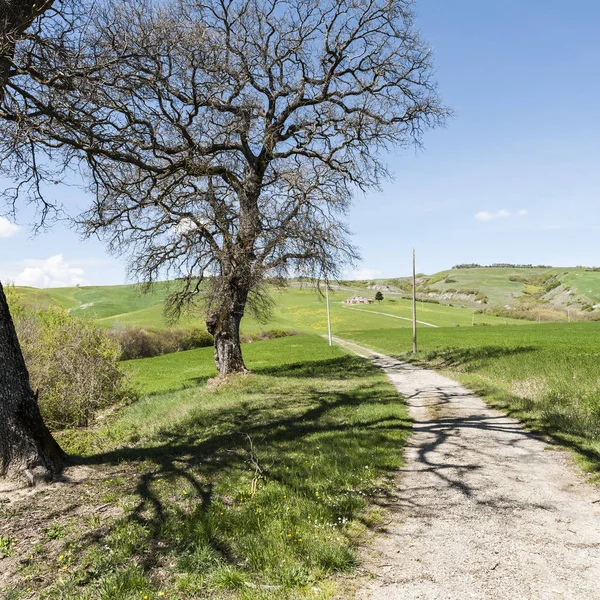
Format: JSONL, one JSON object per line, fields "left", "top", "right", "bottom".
{"left": 62, "top": 364, "right": 411, "bottom": 585}
{"left": 253, "top": 354, "right": 377, "bottom": 380}
{"left": 187, "top": 354, "right": 376, "bottom": 387}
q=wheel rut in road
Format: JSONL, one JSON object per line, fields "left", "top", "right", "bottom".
{"left": 333, "top": 338, "right": 600, "bottom": 600}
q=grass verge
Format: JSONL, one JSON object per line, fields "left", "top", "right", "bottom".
{"left": 1, "top": 335, "right": 409, "bottom": 599}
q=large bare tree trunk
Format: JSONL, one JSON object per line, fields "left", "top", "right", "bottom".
{"left": 206, "top": 284, "right": 249, "bottom": 376}
{"left": 0, "top": 282, "right": 66, "bottom": 484}
{"left": 0, "top": 3, "right": 64, "bottom": 485}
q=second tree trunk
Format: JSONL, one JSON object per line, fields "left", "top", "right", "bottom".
{"left": 0, "top": 282, "right": 66, "bottom": 484}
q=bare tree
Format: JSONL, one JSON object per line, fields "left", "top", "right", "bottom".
{"left": 0, "top": 0, "right": 66, "bottom": 482}
{"left": 2, "top": 0, "right": 448, "bottom": 375}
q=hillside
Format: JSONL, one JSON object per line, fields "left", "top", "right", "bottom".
{"left": 370, "top": 265, "right": 600, "bottom": 319}
{"left": 8, "top": 280, "right": 526, "bottom": 332}
{"left": 9, "top": 265, "right": 600, "bottom": 330}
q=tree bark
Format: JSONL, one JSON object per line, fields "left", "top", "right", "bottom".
{"left": 0, "top": 1, "right": 65, "bottom": 484}
{"left": 206, "top": 283, "right": 249, "bottom": 376}
{"left": 0, "top": 281, "right": 66, "bottom": 484}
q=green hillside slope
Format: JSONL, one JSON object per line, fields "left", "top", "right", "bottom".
{"left": 376, "top": 266, "right": 600, "bottom": 317}
{"left": 10, "top": 265, "right": 600, "bottom": 331}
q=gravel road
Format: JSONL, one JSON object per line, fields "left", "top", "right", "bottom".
{"left": 334, "top": 339, "right": 600, "bottom": 600}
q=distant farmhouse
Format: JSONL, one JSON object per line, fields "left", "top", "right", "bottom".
{"left": 343, "top": 296, "right": 373, "bottom": 305}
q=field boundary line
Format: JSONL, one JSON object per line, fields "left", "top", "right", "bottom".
{"left": 341, "top": 305, "right": 439, "bottom": 328}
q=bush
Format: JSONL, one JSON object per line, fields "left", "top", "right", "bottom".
{"left": 240, "top": 329, "right": 299, "bottom": 343}
{"left": 12, "top": 306, "right": 136, "bottom": 428}
{"left": 109, "top": 326, "right": 298, "bottom": 359}
{"left": 404, "top": 296, "right": 440, "bottom": 305}
{"left": 108, "top": 326, "right": 213, "bottom": 360}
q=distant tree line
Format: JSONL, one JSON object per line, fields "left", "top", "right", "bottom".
{"left": 452, "top": 263, "right": 553, "bottom": 270}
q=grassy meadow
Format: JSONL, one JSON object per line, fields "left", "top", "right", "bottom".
{"left": 2, "top": 335, "right": 410, "bottom": 600}
{"left": 13, "top": 281, "right": 529, "bottom": 332}
{"left": 411, "top": 266, "right": 560, "bottom": 306}
{"left": 4, "top": 271, "right": 600, "bottom": 598}
{"left": 337, "top": 296, "right": 524, "bottom": 327}
{"left": 563, "top": 269, "right": 600, "bottom": 304}
{"left": 341, "top": 322, "right": 600, "bottom": 477}
{"left": 10, "top": 269, "right": 592, "bottom": 333}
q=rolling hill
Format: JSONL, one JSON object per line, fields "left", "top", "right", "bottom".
{"left": 8, "top": 265, "right": 600, "bottom": 332}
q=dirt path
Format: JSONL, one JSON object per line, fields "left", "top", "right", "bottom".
{"left": 341, "top": 305, "right": 439, "bottom": 328}
{"left": 334, "top": 338, "right": 600, "bottom": 600}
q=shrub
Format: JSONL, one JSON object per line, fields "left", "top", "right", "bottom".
{"left": 12, "top": 306, "right": 136, "bottom": 428}
{"left": 109, "top": 326, "right": 297, "bottom": 359}
{"left": 409, "top": 296, "right": 440, "bottom": 305}
{"left": 240, "top": 329, "right": 299, "bottom": 343}
{"left": 108, "top": 326, "right": 213, "bottom": 360}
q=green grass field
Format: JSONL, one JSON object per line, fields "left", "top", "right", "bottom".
{"left": 242, "top": 287, "right": 527, "bottom": 333}
{"left": 563, "top": 270, "right": 600, "bottom": 305}
{"left": 11, "top": 281, "right": 201, "bottom": 329}
{"left": 338, "top": 296, "right": 525, "bottom": 327}
{"left": 121, "top": 334, "right": 344, "bottom": 395}
{"left": 5, "top": 270, "right": 600, "bottom": 599}
{"left": 416, "top": 267, "right": 560, "bottom": 306}
{"left": 378, "top": 266, "right": 600, "bottom": 311}
{"left": 9, "top": 281, "right": 528, "bottom": 332}
{"left": 14, "top": 265, "right": 600, "bottom": 332}
{"left": 5, "top": 335, "right": 409, "bottom": 599}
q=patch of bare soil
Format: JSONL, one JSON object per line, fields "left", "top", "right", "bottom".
{"left": 333, "top": 339, "right": 600, "bottom": 600}
{"left": 0, "top": 463, "right": 126, "bottom": 592}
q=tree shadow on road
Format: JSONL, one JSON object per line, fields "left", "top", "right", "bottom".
{"left": 466, "top": 380, "right": 600, "bottom": 477}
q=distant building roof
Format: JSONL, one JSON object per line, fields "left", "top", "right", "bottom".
{"left": 342, "top": 296, "right": 373, "bottom": 304}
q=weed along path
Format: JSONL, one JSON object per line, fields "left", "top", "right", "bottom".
{"left": 332, "top": 338, "right": 600, "bottom": 600}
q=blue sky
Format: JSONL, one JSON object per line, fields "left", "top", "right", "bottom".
{"left": 1, "top": 0, "right": 599, "bottom": 286}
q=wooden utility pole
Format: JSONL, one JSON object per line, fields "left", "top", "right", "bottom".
{"left": 325, "top": 277, "right": 332, "bottom": 346}
{"left": 412, "top": 248, "right": 417, "bottom": 354}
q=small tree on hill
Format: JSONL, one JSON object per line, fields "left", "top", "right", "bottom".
{"left": 375, "top": 291, "right": 384, "bottom": 304}
{"left": 2, "top": 0, "right": 448, "bottom": 376}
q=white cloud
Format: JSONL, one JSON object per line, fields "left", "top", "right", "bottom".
{"left": 0, "top": 217, "right": 20, "bottom": 238}
{"left": 14, "top": 255, "right": 86, "bottom": 288}
{"left": 474, "top": 209, "right": 528, "bottom": 222}
{"left": 175, "top": 217, "right": 198, "bottom": 235}
{"left": 343, "top": 268, "right": 383, "bottom": 280}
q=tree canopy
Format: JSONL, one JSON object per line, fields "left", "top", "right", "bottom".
{"left": 1, "top": 0, "right": 448, "bottom": 373}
